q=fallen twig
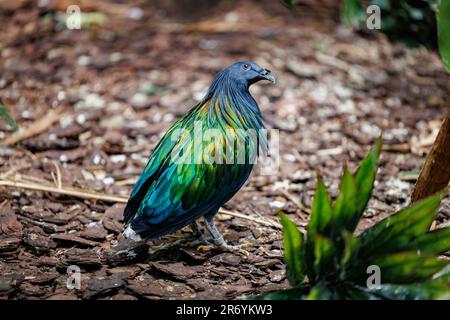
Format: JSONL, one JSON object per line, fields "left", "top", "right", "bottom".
{"left": 0, "top": 179, "right": 128, "bottom": 203}
{"left": 0, "top": 178, "right": 283, "bottom": 230}
{"left": 0, "top": 107, "right": 63, "bottom": 146}
{"left": 219, "top": 208, "right": 282, "bottom": 229}
{"left": 0, "top": 164, "right": 32, "bottom": 179}
{"left": 149, "top": 18, "right": 282, "bottom": 34}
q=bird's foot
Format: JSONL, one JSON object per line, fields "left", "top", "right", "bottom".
{"left": 196, "top": 242, "right": 249, "bottom": 255}
{"left": 201, "top": 216, "right": 250, "bottom": 254}
{"left": 212, "top": 238, "right": 250, "bottom": 255}
{"left": 195, "top": 236, "right": 247, "bottom": 253}
{"left": 219, "top": 243, "right": 250, "bottom": 255}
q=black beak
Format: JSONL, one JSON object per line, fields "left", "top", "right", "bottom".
{"left": 260, "top": 68, "right": 276, "bottom": 84}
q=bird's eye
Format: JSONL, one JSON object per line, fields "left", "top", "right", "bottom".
{"left": 242, "top": 64, "right": 250, "bottom": 71}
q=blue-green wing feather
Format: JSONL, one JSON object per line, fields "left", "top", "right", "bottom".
{"left": 123, "top": 109, "right": 194, "bottom": 223}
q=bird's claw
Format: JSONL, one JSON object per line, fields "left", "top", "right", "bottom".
{"left": 218, "top": 243, "right": 242, "bottom": 250}
{"left": 196, "top": 241, "right": 249, "bottom": 255}
{"left": 217, "top": 242, "right": 251, "bottom": 255}
{"left": 196, "top": 244, "right": 212, "bottom": 252}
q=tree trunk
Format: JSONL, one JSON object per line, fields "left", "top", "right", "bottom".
{"left": 411, "top": 108, "right": 450, "bottom": 202}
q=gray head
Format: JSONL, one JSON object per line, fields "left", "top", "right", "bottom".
{"left": 208, "top": 61, "right": 276, "bottom": 94}
{"left": 225, "top": 61, "right": 276, "bottom": 88}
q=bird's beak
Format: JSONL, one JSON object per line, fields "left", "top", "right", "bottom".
{"left": 260, "top": 68, "right": 276, "bottom": 84}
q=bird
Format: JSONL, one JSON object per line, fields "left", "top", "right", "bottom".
{"left": 122, "top": 61, "right": 275, "bottom": 250}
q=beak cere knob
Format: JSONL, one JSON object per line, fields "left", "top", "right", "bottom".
{"left": 261, "top": 68, "right": 276, "bottom": 84}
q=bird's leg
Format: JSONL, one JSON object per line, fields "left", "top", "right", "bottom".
{"left": 203, "top": 216, "right": 242, "bottom": 251}
{"left": 190, "top": 221, "right": 203, "bottom": 239}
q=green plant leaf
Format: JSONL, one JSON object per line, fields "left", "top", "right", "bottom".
{"left": 358, "top": 192, "right": 442, "bottom": 259}
{"left": 367, "top": 280, "right": 450, "bottom": 300}
{"left": 313, "top": 233, "right": 335, "bottom": 279}
{"left": 367, "top": 252, "right": 448, "bottom": 284}
{"left": 434, "top": 264, "right": 450, "bottom": 281}
{"left": 437, "top": 0, "right": 450, "bottom": 71}
{"left": 279, "top": 212, "right": 305, "bottom": 286}
{"left": 408, "top": 227, "right": 450, "bottom": 255}
{"left": 342, "top": 285, "right": 382, "bottom": 299}
{"left": 306, "top": 177, "right": 333, "bottom": 279}
{"left": 305, "top": 283, "right": 334, "bottom": 300}
{"left": 352, "top": 137, "right": 381, "bottom": 228}
{"left": 0, "top": 103, "right": 18, "bottom": 131}
{"left": 340, "top": 231, "right": 360, "bottom": 275}
{"left": 308, "top": 176, "right": 333, "bottom": 235}
{"left": 333, "top": 167, "right": 357, "bottom": 233}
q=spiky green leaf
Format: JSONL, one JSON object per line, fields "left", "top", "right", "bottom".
{"left": 308, "top": 176, "right": 333, "bottom": 235}
{"left": 305, "top": 177, "right": 333, "bottom": 278}
{"left": 358, "top": 192, "right": 442, "bottom": 259}
{"left": 305, "top": 283, "right": 334, "bottom": 300}
{"left": 312, "top": 233, "right": 335, "bottom": 279}
{"left": 279, "top": 212, "right": 305, "bottom": 286}
{"left": 352, "top": 137, "right": 381, "bottom": 228}
{"left": 333, "top": 167, "right": 357, "bottom": 233}
{"left": 366, "top": 252, "right": 448, "bottom": 284}
{"left": 340, "top": 231, "right": 360, "bottom": 275}
{"left": 408, "top": 227, "right": 450, "bottom": 255}
{"left": 342, "top": 285, "right": 382, "bottom": 300}
{"left": 367, "top": 280, "right": 450, "bottom": 300}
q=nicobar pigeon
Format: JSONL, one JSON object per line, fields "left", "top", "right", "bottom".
{"left": 123, "top": 61, "right": 275, "bottom": 250}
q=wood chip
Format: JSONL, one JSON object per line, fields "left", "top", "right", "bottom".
{"left": 0, "top": 201, "right": 23, "bottom": 235}
{"left": 51, "top": 234, "right": 99, "bottom": 248}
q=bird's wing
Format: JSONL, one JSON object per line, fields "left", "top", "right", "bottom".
{"left": 124, "top": 104, "right": 254, "bottom": 232}
{"left": 136, "top": 136, "right": 253, "bottom": 231}
{"left": 123, "top": 106, "right": 198, "bottom": 224}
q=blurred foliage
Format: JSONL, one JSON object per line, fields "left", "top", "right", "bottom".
{"left": 341, "top": 0, "right": 438, "bottom": 48}
{"left": 340, "top": 0, "right": 450, "bottom": 70}
{"left": 0, "top": 103, "right": 18, "bottom": 131}
{"left": 253, "top": 139, "right": 450, "bottom": 300}
{"left": 437, "top": 0, "right": 450, "bottom": 71}
{"left": 280, "top": 0, "right": 300, "bottom": 9}
{"left": 342, "top": 0, "right": 365, "bottom": 28}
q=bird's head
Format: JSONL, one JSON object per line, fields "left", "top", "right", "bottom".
{"left": 221, "top": 61, "right": 276, "bottom": 88}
